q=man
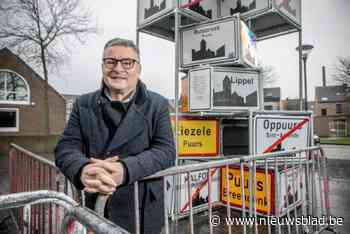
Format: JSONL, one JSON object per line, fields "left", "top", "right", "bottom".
{"left": 55, "top": 37, "right": 175, "bottom": 234}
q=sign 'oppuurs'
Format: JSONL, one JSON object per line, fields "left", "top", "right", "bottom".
{"left": 254, "top": 115, "right": 310, "bottom": 154}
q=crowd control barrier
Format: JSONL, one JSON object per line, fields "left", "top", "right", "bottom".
{"left": 96, "top": 146, "right": 335, "bottom": 234}
{"left": 7, "top": 143, "right": 336, "bottom": 234}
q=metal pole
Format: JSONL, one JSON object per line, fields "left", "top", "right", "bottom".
{"left": 298, "top": 30, "right": 303, "bottom": 111}
{"left": 303, "top": 56, "right": 308, "bottom": 111}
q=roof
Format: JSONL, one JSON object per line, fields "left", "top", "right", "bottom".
{"left": 315, "top": 85, "right": 350, "bottom": 102}
{"left": 0, "top": 47, "right": 66, "bottom": 102}
{"left": 264, "top": 87, "right": 281, "bottom": 102}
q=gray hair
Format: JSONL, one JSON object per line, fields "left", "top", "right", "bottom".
{"left": 103, "top": 37, "right": 140, "bottom": 61}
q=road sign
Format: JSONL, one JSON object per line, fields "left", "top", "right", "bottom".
{"left": 172, "top": 119, "right": 219, "bottom": 156}
{"left": 189, "top": 67, "right": 260, "bottom": 111}
{"left": 254, "top": 115, "right": 310, "bottom": 154}
{"left": 220, "top": 166, "right": 275, "bottom": 214}
{"left": 180, "top": 167, "right": 220, "bottom": 213}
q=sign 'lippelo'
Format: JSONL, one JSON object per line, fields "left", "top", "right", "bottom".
{"left": 189, "top": 67, "right": 260, "bottom": 111}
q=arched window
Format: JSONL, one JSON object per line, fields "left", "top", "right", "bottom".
{"left": 0, "top": 70, "right": 30, "bottom": 104}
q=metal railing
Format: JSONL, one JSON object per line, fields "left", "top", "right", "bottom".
{"left": 95, "top": 146, "right": 335, "bottom": 234}
{"left": 6, "top": 143, "right": 336, "bottom": 234}
{"left": 0, "top": 190, "right": 129, "bottom": 234}
{"left": 6, "top": 144, "right": 130, "bottom": 234}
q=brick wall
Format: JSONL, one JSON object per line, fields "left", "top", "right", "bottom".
{"left": 0, "top": 48, "right": 66, "bottom": 136}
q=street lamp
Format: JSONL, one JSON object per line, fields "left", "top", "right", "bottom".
{"left": 296, "top": 44, "right": 314, "bottom": 111}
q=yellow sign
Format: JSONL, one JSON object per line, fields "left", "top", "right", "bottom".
{"left": 221, "top": 167, "right": 274, "bottom": 214}
{"left": 172, "top": 119, "right": 218, "bottom": 156}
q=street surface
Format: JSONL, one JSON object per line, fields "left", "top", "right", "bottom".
{"left": 322, "top": 144, "right": 350, "bottom": 234}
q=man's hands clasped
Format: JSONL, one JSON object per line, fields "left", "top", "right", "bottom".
{"left": 80, "top": 156, "right": 125, "bottom": 195}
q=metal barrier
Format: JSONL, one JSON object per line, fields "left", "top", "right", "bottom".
{"left": 96, "top": 146, "right": 335, "bottom": 234}
{"left": 7, "top": 143, "right": 336, "bottom": 234}
{"left": 8, "top": 143, "right": 77, "bottom": 233}
{"left": 0, "top": 190, "right": 130, "bottom": 234}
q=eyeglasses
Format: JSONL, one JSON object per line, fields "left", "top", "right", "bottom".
{"left": 102, "top": 58, "right": 138, "bottom": 70}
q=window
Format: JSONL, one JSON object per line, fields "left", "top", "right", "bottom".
{"left": 321, "top": 108, "right": 327, "bottom": 116}
{"left": 336, "top": 103, "right": 343, "bottom": 114}
{"left": 0, "top": 70, "right": 30, "bottom": 104}
{"left": 0, "top": 108, "right": 19, "bottom": 132}
{"left": 329, "top": 120, "right": 347, "bottom": 137}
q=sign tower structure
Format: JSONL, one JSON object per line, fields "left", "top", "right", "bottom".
{"left": 136, "top": 0, "right": 310, "bottom": 222}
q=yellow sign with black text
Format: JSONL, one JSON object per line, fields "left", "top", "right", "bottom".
{"left": 172, "top": 119, "right": 218, "bottom": 156}
{"left": 221, "top": 167, "right": 274, "bottom": 214}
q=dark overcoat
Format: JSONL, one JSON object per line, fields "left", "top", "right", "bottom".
{"left": 55, "top": 81, "right": 175, "bottom": 233}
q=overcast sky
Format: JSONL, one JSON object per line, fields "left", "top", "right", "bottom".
{"left": 50, "top": 0, "right": 350, "bottom": 101}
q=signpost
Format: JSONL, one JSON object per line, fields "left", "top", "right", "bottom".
{"left": 180, "top": 167, "right": 220, "bottom": 213}
{"left": 254, "top": 115, "right": 310, "bottom": 154}
{"left": 172, "top": 119, "right": 219, "bottom": 157}
{"left": 220, "top": 166, "right": 275, "bottom": 214}
{"left": 189, "top": 67, "right": 260, "bottom": 111}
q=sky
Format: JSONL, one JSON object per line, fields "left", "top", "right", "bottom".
{"left": 50, "top": 0, "right": 350, "bottom": 101}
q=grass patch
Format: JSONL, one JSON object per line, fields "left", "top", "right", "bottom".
{"left": 320, "top": 137, "right": 350, "bottom": 145}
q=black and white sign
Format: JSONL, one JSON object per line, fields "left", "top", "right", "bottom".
{"left": 180, "top": 0, "right": 218, "bottom": 19}
{"left": 180, "top": 17, "right": 239, "bottom": 68}
{"left": 220, "top": 0, "right": 269, "bottom": 18}
{"left": 274, "top": 0, "right": 301, "bottom": 25}
{"left": 138, "top": 0, "right": 173, "bottom": 26}
{"left": 189, "top": 67, "right": 260, "bottom": 111}
{"left": 138, "top": 0, "right": 217, "bottom": 27}
{"left": 189, "top": 68, "right": 211, "bottom": 110}
{"left": 212, "top": 70, "right": 258, "bottom": 108}
{"left": 180, "top": 169, "right": 220, "bottom": 213}
{"left": 278, "top": 165, "right": 306, "bottom": 215}
{"left": 254, "top": 115, "right": 310, "bottom": 154}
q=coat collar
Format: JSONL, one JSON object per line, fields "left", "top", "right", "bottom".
{"left": 96, "top": 80, "right": 149, "bottom": 108}
{"left": 94, "top": 80, "right": 150, "bottom": 152}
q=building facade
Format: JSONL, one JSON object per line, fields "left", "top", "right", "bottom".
{"left": 0, "top": 48, "right": 66, "bottom": 154}
{"left": 264, "top": 87, "right": 281, "bottom": 110}
{"left": 314, "top": 85, "right": 350, "bottom": 137}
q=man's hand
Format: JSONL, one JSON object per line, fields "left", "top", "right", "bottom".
{"left": 90, "top": 158, "right": 125, "bottom": 187}
{"left": 80, "top": 156, "right": 125, "bottom": 194}
{"left": 80, "top": 163, "right": 117, "bottom": 194}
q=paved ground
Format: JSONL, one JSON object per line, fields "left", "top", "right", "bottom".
{"left": 322, "top": 144, "right": 350, "bottom": 234}
{"left": 321, "top": 144, "right": 350, "bottom": 160}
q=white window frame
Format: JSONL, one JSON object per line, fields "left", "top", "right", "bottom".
{"left": 0, "top": 108, "right": 19, "bottom": 132}
{"left": 0, "top": 69, "right": 31, "bottom": 105}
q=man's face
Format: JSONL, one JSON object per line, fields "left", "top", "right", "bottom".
{"left": 102, "top": 45, "right": 140, "bottom": 95}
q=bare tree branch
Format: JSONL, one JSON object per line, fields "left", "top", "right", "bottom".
{"left": 332, "top": 57, "right": 350, "bottom": 85}
{"left": 0, "top": 0, "right": 97, "bottom": 134}
{"left": 258, "top": 65, "right": 277, "bottom": 87}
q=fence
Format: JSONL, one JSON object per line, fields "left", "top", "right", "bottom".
{"left": 6, "top": 143, "right": 129, "bottom": 234}
{"left": 95, "top": 146, "right": 335, "bottom": 234}
{"left": 0, "top": 190, "right": 129, "bottom": 234}
{"left": 6, "top": 144, "right": 336, "bottom": 234}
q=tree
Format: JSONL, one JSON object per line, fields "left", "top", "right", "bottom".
{"left": 333, "top": 57, "right": 350, "bottom": 85}
{"left": 0, "top": 0, "right": 97, "bottom": 134}
{"left": 259, "top": 65, "right": 277, "bottom": 87}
